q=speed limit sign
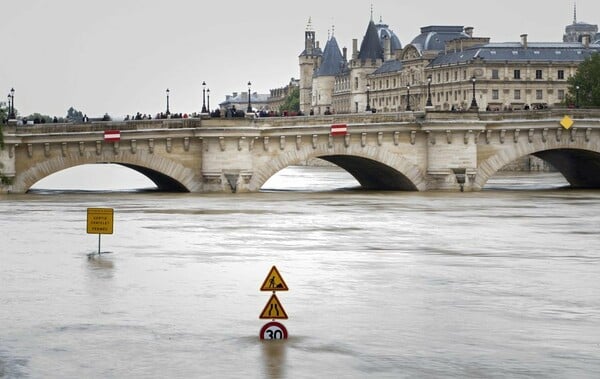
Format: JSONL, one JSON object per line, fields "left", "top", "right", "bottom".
{"left": 260, "top": 321, "right": 288, "bottom": 340}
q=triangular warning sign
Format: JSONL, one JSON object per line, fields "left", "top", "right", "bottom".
{"left": 260, "top": 266, "right": 289, "bottom": 291}
{"left": 259, "top": 294, "right": 288, "bottom": 319}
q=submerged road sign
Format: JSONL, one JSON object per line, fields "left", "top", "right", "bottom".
{"left": 86, "top": 208, "right": 114, "bottom": 235}
{"left": 260, "top": 321, "right": 288, "bottom": 340}
{"left": 260, "top": 266, "right": 289, "bottom": 291}
{"left": 259, "top": 294, "right": 288, "bottom": 319}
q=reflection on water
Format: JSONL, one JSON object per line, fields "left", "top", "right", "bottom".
{"left": 2, "top": 167, "right": 600, "bottom": 378}
{"left": 261, "top": 340, "right": 287, "bottom": 379}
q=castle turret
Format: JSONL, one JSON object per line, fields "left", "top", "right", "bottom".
{"left": 299, "top": 17, "right": 322, "bottom": 114}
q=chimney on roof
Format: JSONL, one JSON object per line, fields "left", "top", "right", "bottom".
{"left": 383, "top": 35, "right": 392, "bottom": 61}
{"left": 342, "top": 47, "right": 347, "bottom": 61}
{"left": 520, "top": 34, "right": 528, "bottom": 49}
{"left": 464, "top": 27, "right": 474, "bottom": 37}
{"left": 582, "top": 34, "right": 590, "bottom": 48}
{"left": 352, "top": 38, "right": 358, "bottom": 59}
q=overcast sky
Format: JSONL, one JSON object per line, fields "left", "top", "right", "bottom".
{"left": 2, "top": 0, "right": 598, "bottom": 119}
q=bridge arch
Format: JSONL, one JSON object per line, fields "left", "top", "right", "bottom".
{"left": 13, "top": 150, "right": 199, "bottom": 192}
{"left": 475, "top": 138, "right": 600, "bottom": 190}
{"left": 250, "top": 143, "right": 427, "bottom": 191}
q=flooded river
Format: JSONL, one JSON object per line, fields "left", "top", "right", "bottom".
{"left": 1, "top": 166, "right": 599, "bottom": 378}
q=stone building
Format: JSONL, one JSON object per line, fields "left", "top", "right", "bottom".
{"left": 219, "top": 91, "right": 270, "bottom": 114}
{"left": 299, "top": 8, "right": 600, "bottom": 115}
{"left": 267, "top": 78, "right": 300, "bottom": 114}
{"left": 563, "top": 4, "right": 600, "bottom": 43}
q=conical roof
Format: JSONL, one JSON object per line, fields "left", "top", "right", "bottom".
{"left": 358, "top": 20, "right": 384, "bottom": 60}
{"left": 314, "top": 36, "right": 346, "bottom": 77}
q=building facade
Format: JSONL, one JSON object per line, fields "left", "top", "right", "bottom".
{"left": 298, "top": 10, "right": 600, "bottom": 115}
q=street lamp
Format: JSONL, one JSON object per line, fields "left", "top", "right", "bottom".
{"left": 247, "top": 81, "right": 252, "bottom": 113}
{"left": 207, "top": 88, "right": 211, "bottom": 114}
{"left": 426, "top": 76, "right": 433, "bottom": 107}
{"left": 166, "top": 88, "right": 171, "bottom": 116}
{"left": 366, "top": 83, "right": 371, "bottom": 111}
{"left": 201, "top": 81, "right": 207, "bottom": 113}
{"left": 9, "top": 87, "right": 15, "bottom": 119}
{"left": 406, "top": 84, "right": 411, "bottom": 111}
{"left": 576, "top": 85, "right": 580, "bottom": 108}
{"left": 470, "top": 76, "right": 478, "bottom": 110}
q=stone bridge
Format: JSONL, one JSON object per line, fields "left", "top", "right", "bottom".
{"left": 1, "top": 110, "right": 600, "bottom": 193}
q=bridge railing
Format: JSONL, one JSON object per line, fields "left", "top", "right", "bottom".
{"left": 4, "top": 108, "right": 600, "bottom": 136}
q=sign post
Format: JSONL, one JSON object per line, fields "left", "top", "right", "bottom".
{"left": 259, "top": 265, "right": 289, "bottom": 340}
{"left": 86, "top": 208, "right": 114, "bottom": 255}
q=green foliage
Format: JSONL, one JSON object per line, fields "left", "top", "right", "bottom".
{"left": 279, "top": 87, "right": 300, "bottom": 113}
{"left": 0, "top": 103, "right": 6, "bottom": 149}
{"left": 0, "top": 104, "right": 6, "bottom": 125}
{"left": 26, "top": 113, "right": 53, "bottom": 124}
{"left": 568, "top": 53, "right": 600, "bottom": 107}
{"left": 66, "top": 107, "right": 84, "bottom": 122}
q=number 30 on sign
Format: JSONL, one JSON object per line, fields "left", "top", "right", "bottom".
{"left": 260, "top": 321, "right": 288, "bottom": 340}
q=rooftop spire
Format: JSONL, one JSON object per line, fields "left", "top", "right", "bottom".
{"left": 573, "top": 2, "right": 577, "bottom": 24}
{"left": 306, "top": 16, "right": 313, "bottom": 31}
{"left": 370, "top": 4, "right": 374, "bottom": 22}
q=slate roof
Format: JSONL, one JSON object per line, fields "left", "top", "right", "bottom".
{"left": 372, "top": 59, "right": 403, "bottom": 75}
{"left": 358, "top": 20, "right": 384, "bottom": 60}
{"left": 314, "top": 36, "right": 347, "bottom": 77}
{"left": 375, "top": 21, "right": 402, "bottom": 52}
{"left": 410, "top": 25, "right": 470, "bottom": 53}
{"left": 429, "top": 42, "right": 600, "bottom": 67}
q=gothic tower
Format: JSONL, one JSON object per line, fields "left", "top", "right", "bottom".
{"left": 299, "top": 18, "right": 322, "bottom": 114}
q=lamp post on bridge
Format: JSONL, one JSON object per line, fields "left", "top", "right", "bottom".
{"left": 576, "top": 85, "right": 580, "bottom": 108}
{"left": 201, "top": 81, "right": 207, "bottom": 113}
{"left": 406, "top": 84, "right": 411, "bottom": 111}
{"left": 470, "top": 76, "right": 479, "bottom": 110}
{"left": 247, "top": 81, "right": 253, "bottom": 113}
{"left": 166, "top": 88, "right": 171, "bottom": 116}
{"left": 8, "top": 88, "right": 15, "bottom": 119}
{"left": 207, "top": 88, "right": 210, "bottom": 114}
{"left": 366, "top": 83, "right": 371, "bottom": 112}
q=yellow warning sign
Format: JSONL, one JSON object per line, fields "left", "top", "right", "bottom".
{"left": 260, "top": 266, "right": 289, "bottom": 291}
{"left": 87, "top": 208, "right": 114, "bottom": 235}
{"left": 560, "top": 115, "right": 574, "bottom": 130}
{"left": 259, "top": 294, "right": 288, "bottom": 319}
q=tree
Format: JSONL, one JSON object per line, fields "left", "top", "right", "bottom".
{"left": 66, "top": 107, "right": 84, "bottom": 122}
{"left": 279, "top": 87, "right": 300, "bottom": 114}
{"left": 567, "top": 53, "right": 600, "bottom": 107}
{"left": 26, "top": 113, "right": 52, "bottom": 124}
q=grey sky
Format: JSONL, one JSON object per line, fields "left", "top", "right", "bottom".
{"left": 2, "top": 0, "right": 597, "bottom": 119}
